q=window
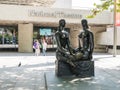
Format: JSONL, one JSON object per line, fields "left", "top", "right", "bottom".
{"left": 0, "top": 26, "right": 18, "bottom": 45}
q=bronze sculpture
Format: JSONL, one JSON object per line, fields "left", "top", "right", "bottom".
{"left": 55, "top": 19, "right": 94, "bottom": 77}
{"left": 78, "top": 19, "right": 94, "bottom": 60}
{"left": 55, "top": 19, "right": 82, "bottom": 67}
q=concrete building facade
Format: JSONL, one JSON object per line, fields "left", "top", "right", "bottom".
{"left": 0, "top": 0, "right": 119, "bottom": 54}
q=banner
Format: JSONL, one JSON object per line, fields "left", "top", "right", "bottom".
{"left": 116, "top": 0, "right": 120, "bottom": 26}
{"left": 116, "top": 13, "right": 120, "bottom": 26}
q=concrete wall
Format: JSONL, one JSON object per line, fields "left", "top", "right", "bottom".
{"left": 0, "top": 4, "right": 112, "bottom": 25}
{"left": 52, "top": 0, "right": 72, "bottom": 9}
{"left": 96, "top": 26, "right": 120, "bottom": 54}
{"left": 96, "top": 27, "right": 120, "bottom": 45}
{"left": 18, "top": 23, "right": 33, "bottom": 52}
{"left": 90, "top": 26, "right": 106, "bottom": 47}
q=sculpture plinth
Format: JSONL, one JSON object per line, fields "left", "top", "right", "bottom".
{"left": 55, "top": 60, "right": 94, "bottom": 77}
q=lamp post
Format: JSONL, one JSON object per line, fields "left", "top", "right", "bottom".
{"left": 113, "top": 0, "right": 117, "bottom": 57}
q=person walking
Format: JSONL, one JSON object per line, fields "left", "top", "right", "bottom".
{"left": 42, "top": 39, "right": 47, "bottom": 56}
{"left": 33, "top": 40, "right": 40, "bottom": 56}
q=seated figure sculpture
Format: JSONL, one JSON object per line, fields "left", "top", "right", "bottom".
{"left": 55, "top": 19, "right": 94, "bottom": 77}
{"left": 55, "top": 19, "right": 82, "bottom": 68}
{"left": 77, "top": 19, "right": 94, "bottom": 60}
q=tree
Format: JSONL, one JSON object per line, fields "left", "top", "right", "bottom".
{"left": 87, "top": 0, "right": 120, "bottom": 18}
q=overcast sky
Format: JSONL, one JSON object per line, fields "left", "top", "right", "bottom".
{"left": 72, "top": 0, "right": 101, "bottom": 9}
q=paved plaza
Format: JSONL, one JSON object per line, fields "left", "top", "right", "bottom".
{"left": 0, "top": 52, "right": 120, "bottom": 90}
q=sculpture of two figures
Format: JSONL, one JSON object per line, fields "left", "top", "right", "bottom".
{"left": 55, "top": 19, "right": 94, "bottom": 77}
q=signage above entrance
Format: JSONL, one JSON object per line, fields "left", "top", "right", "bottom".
{"left": 28, "top": 9, "right": 82, "bottom": 19}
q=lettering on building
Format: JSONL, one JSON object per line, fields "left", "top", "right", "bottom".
{"left": 28, "top": 10, "right": 82, "bottom": 19}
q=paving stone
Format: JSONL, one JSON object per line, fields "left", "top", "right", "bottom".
{"left": 0, "top": 53, "right": 120, "bottom": 90}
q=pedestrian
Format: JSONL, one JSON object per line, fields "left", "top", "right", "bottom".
{"left": 33, "top": 40, "right": 40, "bottom": 56}
{"left": 42, "top": 39, "right": 47, "bottom": 56}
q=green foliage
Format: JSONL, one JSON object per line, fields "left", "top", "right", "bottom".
{"left": 87, "top": 0, "right": 120, "bottom": 18}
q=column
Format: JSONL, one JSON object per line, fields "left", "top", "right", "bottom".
{"left": 69, "top": 26, "right": 81, "bottom": 48}
{"left": 18, "top": 23, "right": 33, "bottom": 52}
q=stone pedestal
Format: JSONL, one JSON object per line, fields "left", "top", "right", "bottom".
{"left": 55, "top": 60, "right": 94, "bottom": 78}
{"left": 18, "top": 23, "right": 33, "bottom": 52}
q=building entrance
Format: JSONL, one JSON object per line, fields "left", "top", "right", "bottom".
{"left": 33, "top": 27, "right": 57, "bottom": 50}
{"left": 33, "top": 26, "right": 70, "bottom": 51}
